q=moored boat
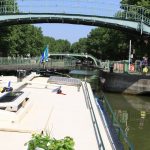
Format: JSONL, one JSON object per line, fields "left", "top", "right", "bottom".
{"left": 0, "top": 72, "right": 127, "bottom": 150}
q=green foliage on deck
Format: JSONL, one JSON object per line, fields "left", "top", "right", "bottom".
{"left": 26, "top": 133, "right": 75, "bottom": 150}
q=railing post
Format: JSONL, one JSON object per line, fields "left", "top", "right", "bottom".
{"left": 139, "top": 7, "right": 144, "bottom": 35}
{"left": 13, "top": 0, "right": 16, "bottom": 13}
{"left": 141, "top": 7, "right": 144, "bottom": 22}
{"left": 125, "top": 5, "right": 128, "bottom": 19}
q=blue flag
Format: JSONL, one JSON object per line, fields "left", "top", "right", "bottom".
{"left": 40, "top": 51, "right": 45, "bottom": 64}
{"left": 44, "top": 45, "right": 49, "bottom": 62}
{"left": 40, "top": 45, "right": 49, "bottom": 63}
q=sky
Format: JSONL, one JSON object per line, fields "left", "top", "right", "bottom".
{"left": 35, "top": 24, "right": 94, "bottom": 44}
{"left": 18, "top": 0, "right": 121, "bottom": 44}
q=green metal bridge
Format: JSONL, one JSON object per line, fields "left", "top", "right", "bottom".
{"left": 49, "top": 53, "right": 101, "bottom": 66}
{"left": 0, "top": 0, "right": 150, "bottom": 35}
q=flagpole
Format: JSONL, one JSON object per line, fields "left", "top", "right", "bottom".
{"left": 128, "top": 40, "right": 132, "bottom": 72}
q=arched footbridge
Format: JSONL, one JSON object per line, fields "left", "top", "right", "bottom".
{"left": 0, "top": 0, "right": 150, "bottom": 35}
{"left": 49, "top": 53, "right": 101, "bottom": 67}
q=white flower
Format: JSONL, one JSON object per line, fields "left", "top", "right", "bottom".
{"left": 47, "top": 142, "right": 50, "bottom": 146}
{"left": 35, "top": 147, "right": 45, "bottom": 150}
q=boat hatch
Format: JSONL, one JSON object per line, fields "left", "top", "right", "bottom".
{"left": 0, "top": 91, "right": 29, "bottom": 112}
{"left": 0, "top": 92, "right": 23, "bottom": 103}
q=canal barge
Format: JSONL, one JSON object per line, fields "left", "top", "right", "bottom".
{"left": 0, "top": 73, "right": 123, "bottom": 150}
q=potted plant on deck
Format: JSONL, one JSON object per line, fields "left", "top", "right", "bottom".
{"left": 25, "top": 133, "right": 75, "bottom": 150}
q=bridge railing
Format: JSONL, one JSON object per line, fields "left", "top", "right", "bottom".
{"left": 0, "top": 1, "right": 150, "bottom": 26}
{"left": 0, "top": 57, "right": 77, "bottom": 70}
{"left": 116, "top": 5, "right": 150, "bottom": 26}
{"left": 49, "top": 53, "right": 101, "bottom": 67}
{"left": 0, "top": 57, "right": 38, "bottom": 65}
{"left": 121, "top": 4, "right": 150, "bottom": 17}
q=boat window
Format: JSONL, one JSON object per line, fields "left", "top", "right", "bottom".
{"left": 0, "top": 92, "right": 23, "bottom": 103}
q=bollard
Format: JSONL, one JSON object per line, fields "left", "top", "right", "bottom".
{"left": 17, "top": 70, "right": 26, "bottom": 82}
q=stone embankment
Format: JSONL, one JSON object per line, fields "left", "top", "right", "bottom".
{"left": 100, "top": 71, "right": 150, "bottom": 95}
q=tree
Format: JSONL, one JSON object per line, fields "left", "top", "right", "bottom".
{"left": 121, "top": 0, "right": 139, "bottom": 5}
{"left": 86, "top": 27, "right": 130, "bottom": 60}
{"left": 0, "top": 0, "right": 18, "bottom": 56}
{"left": 121, "top": 0, "right": 150, "bottom": 7}
{"left": 25, "top": 25, "right": 44, "bottom": 57}
{"left": 11, "top": 25, "right": 44, "bottom": 57}
{"left": 0, "top": 26, "right": 12, "bottom": 56}
{"left": 0, "top": 24, "right": 45, "bottom": 57}
{"left": 43, "top": 36, "right": 56, "bottom": 53}
{"left": 70, "top": 38, "right": 87, "bottom": 54}
{"left": 54, "top": 39, "right": 71, "bottom": 53}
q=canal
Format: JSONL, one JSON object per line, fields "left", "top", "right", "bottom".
{"left": 70, "top": 68, "right": 150, "bottom": 150}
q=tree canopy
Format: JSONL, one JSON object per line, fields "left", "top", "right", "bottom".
{"left": 121, "top": 0, "right": 150, "bottom": 7}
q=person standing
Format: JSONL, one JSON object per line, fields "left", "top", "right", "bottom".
{"left": 142, "top": 55, "right": 148, "bottom": 74}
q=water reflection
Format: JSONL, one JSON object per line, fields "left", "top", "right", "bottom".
{"left": 123, "top": 95, "right": 150, "bottom": 112}
{"left": 139, "top": 111, "right": 146, "bottom": 130}
{"left": 105, "top": 93, "right": 150, "bottom": 150}
{"left": 123, "top": 95, "right": 149, "bottom": 131}
{"left": 115, "top": 110, "right": 129, "bottom": 136}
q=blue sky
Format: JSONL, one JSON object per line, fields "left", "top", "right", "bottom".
{"left": 35, "top": 24, "right": 94, "bottom": 44}
{"left": 18, "top": 0, "right": 121, "bottom": 44}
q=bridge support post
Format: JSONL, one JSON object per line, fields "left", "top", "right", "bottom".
{"left": 13, "top": 0, "right": 16, "bottom": 13}
{"left": 140, "top": 21, "right": 143, "bottom": 35}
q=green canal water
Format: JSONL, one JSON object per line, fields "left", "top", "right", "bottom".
{"left": 105, "top": 93, "right": 150, "bottom": 150}
{"left": 70, "top": 69, "right": 150, "bottom": 150}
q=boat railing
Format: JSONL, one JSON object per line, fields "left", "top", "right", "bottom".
{"left": 99, "top": 92, "right": 134, "bottom": 150}
{"left": 82, "top": 81, "right": 105, "bottom": 150}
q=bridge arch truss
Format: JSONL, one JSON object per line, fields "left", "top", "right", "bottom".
{"left": 0, "top": 0, "right": 150, "bottom": 35}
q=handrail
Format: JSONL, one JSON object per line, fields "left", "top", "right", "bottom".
{"left": 0, "top": 57, "right": 76, "bottom": 68}
{"left": 49, "top": 53, "right": 100, "bottom": 67}
{"left": 118, "top": 4, "right": 150, "bottom": 26}
{"left": 82, "top": 81, "right": 105, "bottom": 150}
{"left": 0, "top": 56, "right": 101, "bottom": 69}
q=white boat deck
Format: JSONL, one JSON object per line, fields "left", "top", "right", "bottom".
{"left": 0, "top": 75, "right": 114, "bottom": 150}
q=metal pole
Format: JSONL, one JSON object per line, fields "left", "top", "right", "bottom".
{"left": 140, "top": 7, "right": 144, "bottom": 35}
{"left": 128, "top": 40, "right": 131, "bottom": 72}
{"left": 14, "top": 0, "right": 16, "bottom": 13}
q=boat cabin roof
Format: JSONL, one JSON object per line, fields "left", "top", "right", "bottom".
{"left": 0, "top": 75, "right": 114, "bottom": 150}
